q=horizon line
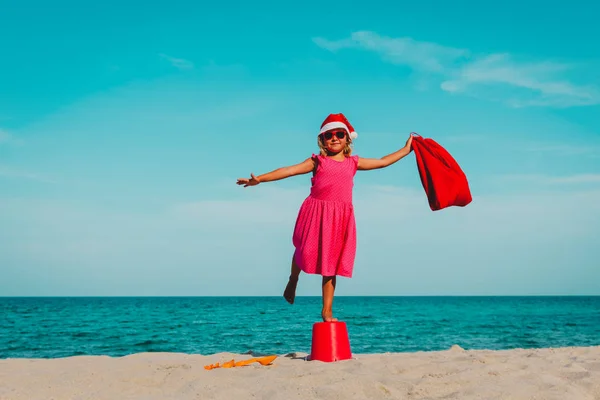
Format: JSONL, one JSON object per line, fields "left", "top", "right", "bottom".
{"left": 1, "top": 294, "right": 599, "bottom": 298}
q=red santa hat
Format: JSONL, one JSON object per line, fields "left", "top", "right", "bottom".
{"left": 319, "top": 113, "right": 358, "bottom": 140}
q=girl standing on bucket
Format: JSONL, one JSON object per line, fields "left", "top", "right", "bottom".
{"left": 236, "top": 113, "right": 413, "bottom": 322}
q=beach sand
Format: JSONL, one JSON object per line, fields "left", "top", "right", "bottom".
{"left": 1, "top": 345, "right": 599, "bottom": 400}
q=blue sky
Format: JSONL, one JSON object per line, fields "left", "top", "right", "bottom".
{"left": 1, "top": 0, "right": 599, "bottom": 296}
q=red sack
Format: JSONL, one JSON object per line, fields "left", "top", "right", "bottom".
{"left": 410, "top": 133, "right": 472, "bottom": 211}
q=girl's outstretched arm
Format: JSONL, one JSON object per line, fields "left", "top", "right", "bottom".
{"left": 358, "top": 134, "right": 413, "bottom": 171}
{"left": 237, "top": 157, "right": 315, "bottom": 187}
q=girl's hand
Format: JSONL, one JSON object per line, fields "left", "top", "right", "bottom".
{"left": 405, "top": 134, "right": 414, "bottom": 151}
{"left": 237, "top": 173, "right": 260, "bottom": 187}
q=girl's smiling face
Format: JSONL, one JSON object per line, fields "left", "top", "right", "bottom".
{"left": 321, "top": 129, "right": 348, "bottom": 154}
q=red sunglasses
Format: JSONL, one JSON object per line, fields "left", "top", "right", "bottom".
{"left": 320, "top": 130, "right": 347, "bottom": 141}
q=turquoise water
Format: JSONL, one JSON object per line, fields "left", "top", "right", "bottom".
{"left": 1, "top": 296, "right": 599, "bottom": 359}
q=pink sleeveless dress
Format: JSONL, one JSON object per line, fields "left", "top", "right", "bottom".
{"left": 292, "top": 154, "right": 359, "bottom": 278}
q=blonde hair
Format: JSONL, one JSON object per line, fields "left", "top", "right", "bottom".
{"left": 317, "top": 134, "right": 353, "bottom": 157}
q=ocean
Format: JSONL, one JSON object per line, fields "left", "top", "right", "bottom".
{"left": 1, "top": 296, "right": 599, "bottom": 359}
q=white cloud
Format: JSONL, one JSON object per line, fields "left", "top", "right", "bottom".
{"left": 0, "top": 165, "right": 56, "bottom": 183}
{"left": 0, "top": 128, "right": 14, "bottom": 144}
{"left": 549, "top": 174, "right": 600, "bottom": 184}
{"left": 441, "top": 54, "right": 599, "bottom": 108}
{"left": 313, "top": 31, "right": 468, "bottom": 73}
{"left": 159, "top": 53, "right": 194, "bottom": 70}
{"left": 169, "top": 186, "right": 306, "bottom": 226}
{"left": 0, "top": 128, "right": 25, "bottom": 146}
{"left": 313, "top": 31, "right": 600, "bottom": 108}
{"left": 519, "top": 143, "right": 600, "bottom": 157}
{"left": 498, "top": 173, "right": 600, "bottom": 185}
{"left": 0, "top": 129, "right": 9, "bottom": 143}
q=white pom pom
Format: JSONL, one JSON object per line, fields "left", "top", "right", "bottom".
{"left": 350, "top": 131, "right": 358, "bottom": 140}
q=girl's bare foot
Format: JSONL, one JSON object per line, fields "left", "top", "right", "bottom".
{"left": 283, "top": 276, "right": 298, "bottom": 304}
{"left": 284, "top": 258, "right": 302, "bottom": 304}
{"left": 321, "top": 309, "right": 338, "bottom": 322}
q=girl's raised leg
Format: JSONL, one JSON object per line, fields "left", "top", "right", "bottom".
{"left": 321, "top": 276, "right": 338, "bottom": 322}
{"left": 283, "top": 257, "right": 301, "bottom": 304}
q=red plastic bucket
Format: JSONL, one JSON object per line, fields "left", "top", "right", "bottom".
{"left": 309, "top": 321, "right": 352, "bottom": 362}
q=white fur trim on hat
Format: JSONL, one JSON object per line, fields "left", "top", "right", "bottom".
{"left": 319, "top": 122, "right": 358, "bottom": 140}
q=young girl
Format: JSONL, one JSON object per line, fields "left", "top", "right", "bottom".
{"left": 237, "top": 113, "right": 413, "bottom": 322}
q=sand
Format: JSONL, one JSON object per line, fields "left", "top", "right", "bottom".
{"left": 1, "top": 346, "right": 599, "bottom": 400}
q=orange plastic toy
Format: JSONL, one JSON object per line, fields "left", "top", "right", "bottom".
{"left": 204, "top": 355, "right": 277, "bottom": 370}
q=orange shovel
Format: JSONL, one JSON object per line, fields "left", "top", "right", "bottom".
{"left": 204, "top": 355, "right": 277, "bottom": 370}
